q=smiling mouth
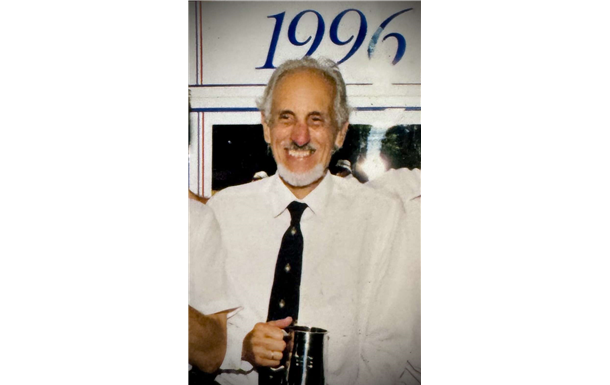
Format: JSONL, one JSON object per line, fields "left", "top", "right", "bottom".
{"left": 287, "top": 149, "right": 315, "bottom": 158}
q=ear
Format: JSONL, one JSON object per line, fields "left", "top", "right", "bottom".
{"left": 334, "top": 121, "right": 349, "bottom": 149}
{"left": 261, "top": 113, "right": 271, "bottom": 144}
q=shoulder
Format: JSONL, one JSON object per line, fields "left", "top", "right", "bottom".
{"left": 188, "top": 196, "right": 209, "bottom": 214}
{"left": 188, "top": 199, "right": 224, "bottom": 248}
{"left": 366, "top": 168, "right": 421, "bottom": 204}
{"left": 206, "top": 178, "right": 273, "bottom": 223}
{"left": 368, "top": 168, "right": 420, "bottom": 188}
{"left": 331, "top": 174, "right": 403, "bottom": 215}
{"left": 188, "top": 197, "right": 210, "bottom": 221}
{"left": 208, "top": 178, "right": 269, "bottom": 207}
{"left": 188, "top": 198, "right": 217, "bottom": 230}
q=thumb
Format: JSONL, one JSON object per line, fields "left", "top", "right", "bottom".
{"left": 267, "top": 316, "right": 293, "bottom": 329}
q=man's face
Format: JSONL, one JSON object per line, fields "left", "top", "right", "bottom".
{"left": 263, "top": 69, "right": 348, "bottom": 188}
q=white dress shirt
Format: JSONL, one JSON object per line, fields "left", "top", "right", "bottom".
{"left": 208, "top": 171, "right": 420, "bottom": 385}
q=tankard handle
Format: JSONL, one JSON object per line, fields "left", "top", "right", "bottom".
{"left": 269, "top": 365, "right": 285, "bottom": 372}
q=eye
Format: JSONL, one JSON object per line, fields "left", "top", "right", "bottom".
{"left": 278, "top": 113, "right": 293, "bottom": 122}
{"left": 308, "top": 116, "right": 324, "bottom": 125}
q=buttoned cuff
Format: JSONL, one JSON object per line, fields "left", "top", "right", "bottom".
{"left": 221, "top": 316, "right": 253, "bottom": 371}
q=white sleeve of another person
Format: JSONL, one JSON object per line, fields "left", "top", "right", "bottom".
{"left": 188, "top": 199, "right": 240, "bottom": 317}
{"left": 357, "top": 198, "right": 421, "bottom": 385}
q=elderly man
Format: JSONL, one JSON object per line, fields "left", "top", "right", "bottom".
{"left": 208, "top": 57, "right": 420, "bottom": 385}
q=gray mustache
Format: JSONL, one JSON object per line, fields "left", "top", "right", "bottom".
{"left": 283, "top": 142, "right": 317, "bottom": 152}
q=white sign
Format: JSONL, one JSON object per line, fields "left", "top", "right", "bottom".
{"left": 189, "top": 1, "right": 421, "bottom": 86}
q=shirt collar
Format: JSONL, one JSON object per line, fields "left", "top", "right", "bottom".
{"left": 301, "top": 171, "right": 332, "bottom": 216}
{"left": 267, "top": 171, "right": 334, "bottom": 218}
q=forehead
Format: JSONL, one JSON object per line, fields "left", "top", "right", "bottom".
{"left": 271, "top": 69, "right": 335, "bottom": 114}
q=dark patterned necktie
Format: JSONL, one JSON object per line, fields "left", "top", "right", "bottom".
{"left": 266, "top": 201, "right": 308, "bottom": 322}
{"left": 259, "top": 202, "right": 308, "bottom": 385}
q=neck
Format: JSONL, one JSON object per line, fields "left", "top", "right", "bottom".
{"left": 280, "top": 173, "right": 325, "bottom": 200}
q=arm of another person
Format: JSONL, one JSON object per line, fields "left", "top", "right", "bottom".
{"left": 189, "top": 198, "right": 238, "bottom": 371}
{"left": 357, "top": 199, "right": 421, "bottom": 385}
{"left": 189, "top": 305, "right": 229, "bottom": 373}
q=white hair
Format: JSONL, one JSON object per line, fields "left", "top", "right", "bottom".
{"left": 256, "top": 56, "right": 351, "bottom": 130}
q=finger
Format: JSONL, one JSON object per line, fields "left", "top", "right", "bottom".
{"left": 267, "top": 316, "right": 293, "bottom": 329}
{"left": 269, "top": 350, "right": 280, "bottom": 361}
{"left": 255, "top": 357, "right": 282, "bottom": 367}
{"left": 251, "top": 335, "right": 286, "bottom": 352}
{"left": 252, "top": 346, "right": 282, "bottom": 367}
{"left": 254, "top": 324, "right": 286, "bottom": 340}
{"left": 264, "top": 339, "right": 287, "bottom": 353}
{"left": 262, "top": 350, "right": 283, "bottom": 367}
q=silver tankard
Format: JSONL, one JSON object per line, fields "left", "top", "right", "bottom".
{"left": 270, "top": 325, "right": 329, "bottom": 385}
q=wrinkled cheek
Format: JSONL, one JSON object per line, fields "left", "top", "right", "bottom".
{"left": 271, "top": 142, "right": 284, "bottom": 158}
{"left": 319, "top": 149, "right": 332, "bottom": 166}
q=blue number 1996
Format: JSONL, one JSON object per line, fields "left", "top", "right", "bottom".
{"left": 256, "top": 8, "right": 412, "bottom": 69}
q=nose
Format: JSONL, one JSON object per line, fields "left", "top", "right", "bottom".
{"left": 290, "top": 120, "right": 311, "bottom": 147}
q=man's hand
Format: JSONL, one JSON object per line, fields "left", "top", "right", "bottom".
{"left": 241, "top": 317, "right": 292, "bottom": 367}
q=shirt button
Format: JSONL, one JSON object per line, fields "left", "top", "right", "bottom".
{"left": 284, "top": 263, "right": 291, "bottom": 272}
{"left": 279, "top": 299, "right": 285, "bottom": 308}
{"left": 290, "top": 227, "right": 297, "bottom": 235}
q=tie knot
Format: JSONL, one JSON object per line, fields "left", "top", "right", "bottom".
{"left": 287, "top": 201, "right": 308, "bottom": 225}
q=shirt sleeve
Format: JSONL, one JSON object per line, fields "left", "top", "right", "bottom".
{"left": 189, "top": 199, "right": 240, "bottom": 316}
{"left": 220, "top": 309, "right": 254, "bottom": 372}
{"left": 195, "top": 200, "right": 252, "bottom": 372}
{"left": 356, "top": 198, "right": 421, "bottom": 385}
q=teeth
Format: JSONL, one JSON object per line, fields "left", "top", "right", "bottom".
{"left": 288, "top": 149, "right": 314, "bottom": 158}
